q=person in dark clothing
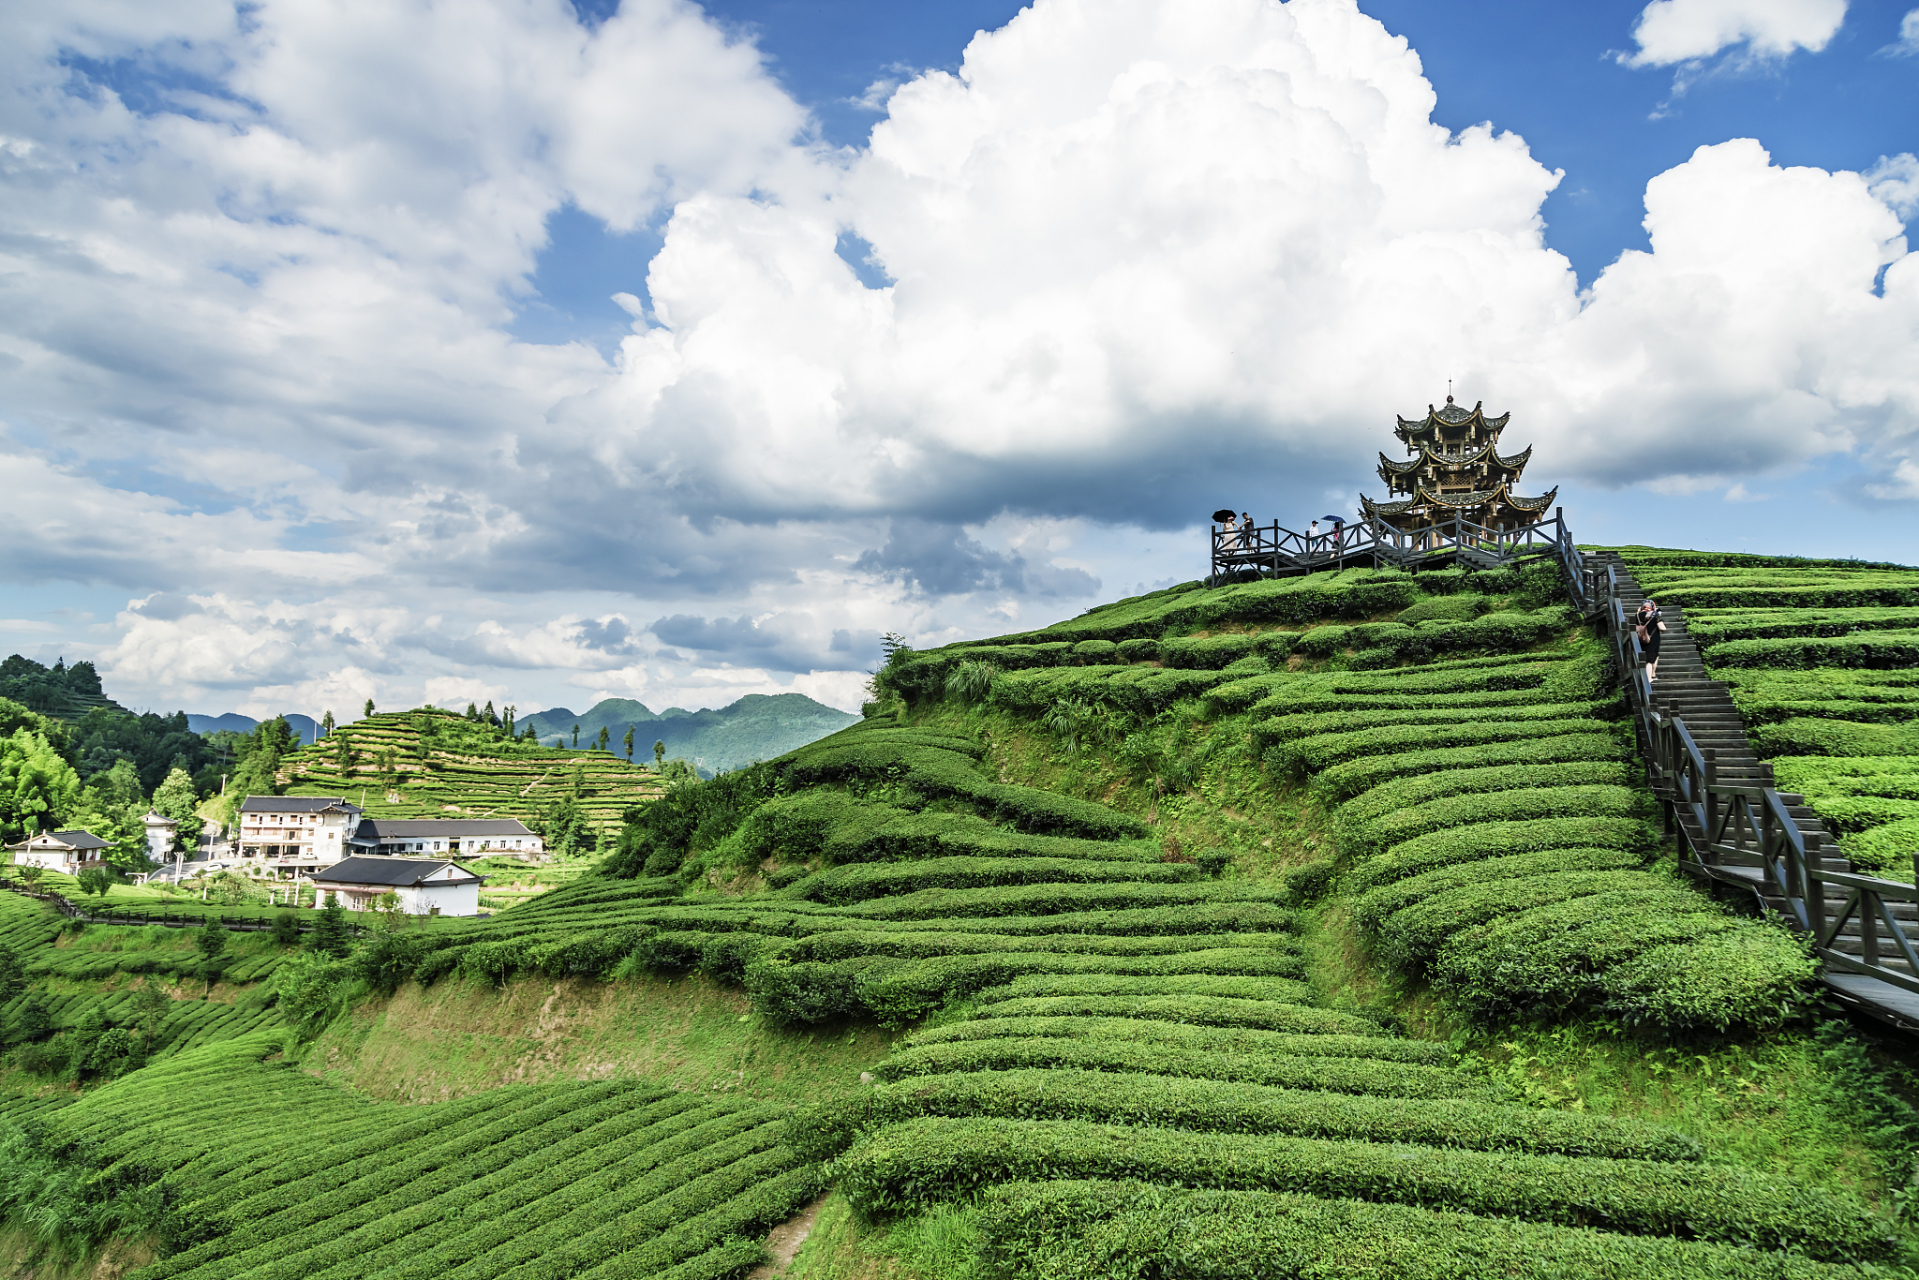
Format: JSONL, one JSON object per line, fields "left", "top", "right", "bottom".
{"left": 1635, "top": 600, "right": 1666, "bottom": 682}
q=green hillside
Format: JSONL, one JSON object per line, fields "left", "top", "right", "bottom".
{"left": 0, "top": 654, "right": 126, "bottom": 721}
{"left": 518, "top": 692, "right": 859, "bottom": 773}
{"left": 3, "top": 555, "right": 1916, "bottom": 1278}
{"left": 277, "top": 708, "right": 665, "bottom": 843}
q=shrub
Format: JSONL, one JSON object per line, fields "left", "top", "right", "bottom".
{"left": 945, "top": 660, "right": 1000, "bottom": 704}
{"left": 1269, "top": 718, "right": 1615, "bottom": 778}
{"left": 972, "top": 972, "right": 1319, "bottom": 1005}
{"left": 959, "top": 993, "right": 1362, "bottom": 1034}
{"left": 1116, "top": 638, "right": 1159, "bottom": 662}
{"left": 905, "top": 1015, "right": 1438, "bottom": 1063}
{"left": 1343, "top": 784, "right": 1644, "bottom": 861}
{"left": 1346, "top": 819, "right": 1661, "bottom": 893}
{"left": 1433, "top": 894, "right": 1817, "bottom": 1031}
{"left": 1839, "top": 817, "right": 1919, "bottom": 873}
{"left": 844, "top": 1069, "right": 1699, "bottom": 1162}
{"left": 1706, "top": 630, "right": 1919, "bottom": 671}
{"left": 1373, "top": 872, "right": 1678, "bottom": 969}
{"left": 782, "top": 855, "right": 1196, "bottom": 907}
{"left": 1352, "top": 847, "right": 1648, "bottom": 934}
{"left": 1752, "top": 718, "right": 1919, "bottom": 759}
{"left": 1397, "top": 595, "right": 1491, "bottom": 624}
{"left": 840, "top": 1120, "right": 1887, "bottom": 1259}
{"left": 873, "top": 1036, "right": 1486, "bottom": 1098}
{"left": 1336, "top": 761, "right": 1632, "bottom": 836}
{"left": 1312, "top": 734, "right": 1627, "bottom": 804}
{"left": 1070, "top": 640, "right": 1119, "bottom": 664}
{"left": 974, "top": 1181, "right": 1881, "bottom": 1280}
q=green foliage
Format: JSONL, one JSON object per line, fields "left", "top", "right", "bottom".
{"left": 837, "top": 1118, "right": 1890, "bottom": 1259}
{"left": 1707, "top": 630, "right": 1919, "bottom": 671}
{"left": 1397, "top": 594, "right": 1492, "bottom": 623}
{"left": 973, "top": 1180, "right": 1883, "bottom": 1280}
{"left": 822, "top": 1067, "right": 1702, "bottom": 1163}
{"left": 0, "top": 728, "right": 83, "bottom": 840}
{"left": 307, "top": 899, "right": 353, "bottom": 958}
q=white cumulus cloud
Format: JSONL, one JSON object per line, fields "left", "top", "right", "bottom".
{"left": 1622, "top": 0, "right": 1849, "bottom": 66}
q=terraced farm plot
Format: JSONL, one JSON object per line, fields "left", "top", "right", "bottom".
{"left": 276, "top": 709, "right": 665, "bottom": 836}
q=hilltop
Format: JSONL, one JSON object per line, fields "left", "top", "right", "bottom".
{"left": 0, "top": 654, "right": 125, "bottom": 721}
{"left": 517, "top": 691, "right": 859, "bottom": 772}
{"left": 3, "top": 551, "right": 1916, "bottom": 1278}
{"left": 187, "top": 711, "right": 321, "bottom": 745}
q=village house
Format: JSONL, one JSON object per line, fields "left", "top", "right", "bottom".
{"left": 5, "top": 829, "right": 109, "bottom": 875}
{"left": 356, "top": 817, "right": 542, "bottom": 858}
{"left": 234, "top": 797, "right": 545, "bottom": 878}
{"left": 143, "top": 810, "right": 179, "bottom": 864}
{"left": 311, "top": 855, "right": 486, "bottom": 916}
{"left": 236, "top": 796, "right": 367, "bottom": 876}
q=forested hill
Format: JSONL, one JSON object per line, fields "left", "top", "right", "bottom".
{"left": 517, "top": 691, "right": 859, "bottom": 772}
{"left": 0, "top": 654, "right": 126, "bottom": 721}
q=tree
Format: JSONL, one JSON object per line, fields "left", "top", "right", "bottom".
{"left": 7, "top": 990, "right": 51, "bottom": 1047}
{"left": 483, "top": 701, "right": 498, "bottom": 727}
{"left": 372, "top": 889, "right": 404, "bottom": 926}
{"left": 653, "top": 739, "right": 666, "bottom": 770}
{"left": 596, "top": 726, "right": 610, "bottom": 753}
{"left": 502, "top": 705, "right": 516, "bottom": 739}
{"left": 321, "top": 710, "right": 336, "bottom": 738}
{"left": 0, "top": 942, "right": 24, "bottom": 1000}
{"left": 151, "top": 767, "right": 199, "bottom": 854}
{"left": 571, "top": 724, "right": 580, "bottom": 748}
{"left": 271, "top": 911, "right": 300, "bottom": 946}
{"left": 623, "top": 726, "right": 636, "bottom": 761}
{"left": 0, "top": 729, "right": 82, "bottom": 840}
{"left": 335, "top": 730, "right": 357, "bottom": 774}
{"left": 16, "top": 865, "right": 43, "bottom": 889}
{"left": 465, "top": 702, "right": 479, "bottom": 721}
{"left": 308, "top": 899, "right": 353, "bottom": 958}
{"left": 77, "top": 866, "right": 113, "bottom": 899}
{"left": 195, "top": 923, "right": 227, "bottom": 963}
{"left": 364, "top": 698, "right": 375, "bottom": 718}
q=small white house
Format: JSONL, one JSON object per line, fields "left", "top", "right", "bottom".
{"left": 310, "top": 855, "right": 487, "bottom": 916}
{"left": 143, "top": 810, "right": 180, "bottom": 863}
{"left": 6, "top": 829, "right": 110, "bottom": 876}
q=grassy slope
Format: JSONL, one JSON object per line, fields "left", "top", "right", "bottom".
{"left": 303, "top": 969, "right": 898, "bottom": 1105}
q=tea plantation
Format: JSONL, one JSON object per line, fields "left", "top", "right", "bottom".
{"left": 2, "top": 557, "right": 1916, "bottom": 1277}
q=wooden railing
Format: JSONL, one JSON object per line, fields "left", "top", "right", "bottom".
{"left": 1597, "top": 569, "right": 1919, "bottom": 1009}
{"left": 1210, "top": 509, "right": 1602, "bottom": 612}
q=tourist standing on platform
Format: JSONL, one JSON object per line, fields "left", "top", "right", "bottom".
{"left": 1221, "top": 513, "right": 1239, "bottom": 551}
{"left": 1308, "top": 519, "right": 1319, "bottom": 552}
{"left": 1636, "top": 600, "right": 1665, "bottom": 682}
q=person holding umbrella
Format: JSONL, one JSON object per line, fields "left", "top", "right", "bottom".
{"left": 1213, "top": 509, "right": 1240, "bottom": 553}
{"left": 1322, "top": 514, "right": 1346, "bottom": 550}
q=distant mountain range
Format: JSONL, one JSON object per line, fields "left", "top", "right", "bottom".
{"left": 517, "top": 693, "right": 859, "bottom": 774}
{"left": 186, "top": 712, "right": 321, "bottom": 745}
{"left": 188, "top": 694, "right": 857, "bottom": 775}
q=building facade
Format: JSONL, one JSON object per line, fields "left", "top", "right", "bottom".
{"left": 236, "top": 797, "right": 368, "bottom": 876}
{"left": 311, "top": 855, "right": 486, "bottom": 916}
{"left": 355, "top": 818, "right": 542, "bottom": 858}
{"left": 6, "top": 829, "right": 109, "bottom": 875}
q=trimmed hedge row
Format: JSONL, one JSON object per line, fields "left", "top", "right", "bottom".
{"left": 836, "top": 1118, "right": 1889, "bottom": 1259}
{"left": 1335, "top": 761, "right": 1632, "bottom": 834}
{"left": 746, "top": 947, "right": 1306, "bottom": 1026}
{"left": 1342, "top": 784, "right": 1644, "bottom": 861}
{"left": 836, "top": 1069, "right": 1702, "bottom": 1163}
{"left": 1372, "top": 873, "right": 1682, "bottom": 969}
{"left": 1432, "top": 895, "right": 1817, "bottom": 1031}
{"left": 782, "top": 855, "right": 1198, "bottom": 906}
{"left": 1251, "top": 700, "right": 1611, "bottom": 752}
{"left": 1270, "top": 717, "right": 1616, "bottom": 777}
{"left": 820, "top": 879, "right": 1285, "bottom": 922}
{"left": 971, "top": 972, "right": 1324, "bottom": 1005}
{"left": 1705, "top": 630, "right": 1919, "bottom": 671}
{"left": 973, "top": 1180, "right": 1882, "bottom": 1280}
{"left": 872, "top": 1037, "right": 1492, "bottom": 1100}
{"left": 1751, "top": 718, "right": 1919, "bottom": 759}
{"left": 1352, "top": 847, "right": 1650, "bottom": 934}
{"left": 775, "top": 928, "right": 1298, "bottom": 965}
{"left": 1688, "top": 606, "right": 1919, "bottom": 646}
{"left": 1347, "top": 819, "right": 1662, "bottom": 893}
{"left": 902, "top": 1016, "right": 1441, "bottom": 1065}
{"left": 962, "top": 993, "right": 1365, "bottom": 1034}
{"left": 1312, "top": 732, "right": 1628, "bottom": 803}
{"left": 988, "top": 665, "right": 1238, "bottom": 716}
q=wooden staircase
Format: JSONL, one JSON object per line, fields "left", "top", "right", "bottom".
{"left": 1591, "top": 551, "right": 1919, "bottom": 1030}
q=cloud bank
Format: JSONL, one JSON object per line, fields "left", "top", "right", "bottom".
{"left": 0, "top": 0, "right": 1914, "bottom": 719}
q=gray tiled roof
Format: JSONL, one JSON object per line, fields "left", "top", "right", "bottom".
{"left": 238, "top": 796, "right": 361, "bottom": 815}
{"left": 357, "top": 819, "right": 535, "bottom": 839}
{"left": 47, "top": 830, "right": 110, "bottom": 850}
{"left": 312, "top": 856, "right": 484, "bottom": 887}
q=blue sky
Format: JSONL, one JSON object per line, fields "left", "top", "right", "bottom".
{"left": 0, "top": 0, "right": 1915, "bottom": 719}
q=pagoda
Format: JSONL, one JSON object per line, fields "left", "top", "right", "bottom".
{"left": 1359, "top": 396, "right": 1556, "bottom": 537}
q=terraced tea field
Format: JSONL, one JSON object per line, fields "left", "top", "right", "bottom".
{"left": 276, "top": 709, "right": 665, "bottom": 837}
{"left": 2, "top": 557, "right": 1912, "bottom": 1277}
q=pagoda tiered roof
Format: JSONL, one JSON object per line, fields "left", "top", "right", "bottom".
{"left": 1362, "top": 396, "right": 1554, "bottom": 537}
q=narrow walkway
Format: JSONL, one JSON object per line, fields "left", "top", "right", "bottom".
{"left": 1591, "top": 551, "right": 1919, "bottom": 1030}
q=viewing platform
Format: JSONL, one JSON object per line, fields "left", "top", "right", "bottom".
{"left": 1209, "top": 508, "right": 1580, "bottom": 583}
